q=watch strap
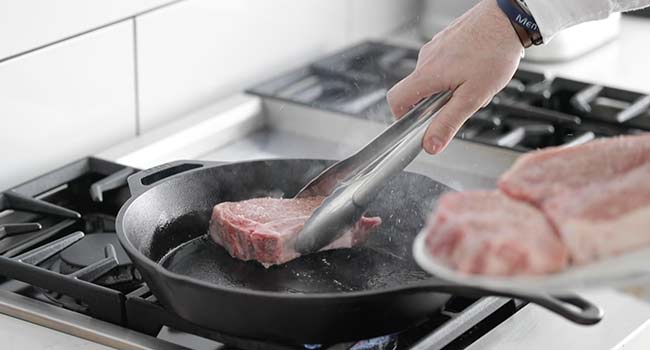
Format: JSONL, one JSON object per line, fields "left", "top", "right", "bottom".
{"left": 496, "top": 0, "right": 543, "bottom": 48}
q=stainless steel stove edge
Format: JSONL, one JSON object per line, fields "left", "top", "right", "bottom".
{"left": 260, "top": 97, "right": 521, "bottom": 181}
{"left": 98, "top": 93, "right": 519, "bottom": 190}
{"left": 0, "top": 289, "right": 187, "bottom": 350}
{"left": 466, "top": 289, "right": 650, "bottom": 350}
{"left": 411, "top": 297, "right": 511, "bottom": 350}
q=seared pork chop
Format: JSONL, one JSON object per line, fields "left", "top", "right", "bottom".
{"left": 209, "top": 196, "right": 381, "bottom": 267}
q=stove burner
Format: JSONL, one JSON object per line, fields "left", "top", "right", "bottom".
{"left": 41, "top": 285, "right": 88, "bottom": 313}
{"left": 58, "top": 233, "right": 141, "bottom": 291}
{"left": 42, "top": 242, "right": 123, "bottom": 311}
{"left": 60, "top": 233, "right": 130, "bottom": 267}
{"left": 302, "top": 334, "right": 397, "bottom": 350}
{"left": 83, "top": 213, "right": 116, "bottom": 233}
{"left": 0, "top": 158, "right": 141, "bottom": 327}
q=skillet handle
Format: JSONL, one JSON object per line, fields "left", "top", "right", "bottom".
{"left": 127, "top": 160, "right": 221, "bottom": 197}
{"left": 529, "top": 293, "right": 603, "bottom": 325}
{"left": 416, "top": 284, "right": 603, "bottom": 325}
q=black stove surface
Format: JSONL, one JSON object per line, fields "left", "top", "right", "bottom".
{"left": 248, "top": 41, "right": 650, "bottom": 152}
{"left": 0, "top": 157, "right": 520, "bottom": 350}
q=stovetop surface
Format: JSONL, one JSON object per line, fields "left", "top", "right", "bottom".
{"left": 3, "top": 40, "right": 650, "bottom": 350}
{"left": 248, "top": 41, "right": 650, "bottom": 152}
{"left": 0, "top": 157, "right": 519, "bottom": 350}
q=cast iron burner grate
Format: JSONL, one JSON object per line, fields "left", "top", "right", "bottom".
{"left": 0, "top": 157, "right": 136, "bottom": 324}
{"left": 57, "top": 233, "right": 142, "bottom": 289}
{"left": 248, "top": 41, "right": 650, "bottom": 152}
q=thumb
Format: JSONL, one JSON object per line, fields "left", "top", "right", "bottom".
{"left": 423, "top": 84, "right": 485, "bottom": 154}
{"left": 387, "top": 71, "right": 445, "bottom": 119}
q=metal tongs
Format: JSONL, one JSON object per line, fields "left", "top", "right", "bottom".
{"left": 294, "top": 91, "right": 452, "bottom": 254}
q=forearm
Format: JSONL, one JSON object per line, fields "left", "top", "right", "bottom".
{"left": 525, "top": 0, "right": 650, "bottom": 40}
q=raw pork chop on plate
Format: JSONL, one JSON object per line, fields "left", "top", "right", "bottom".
{"left": 543, "top": 163, "right": 650, "bottom": 264}
{"left": 498, "top": 133, "right": 650, "bottom": 206}
{"left": 415, "top": 133, "right": 650, "bottom": 290}
{"left": 209, "top": 196, "right": 382, "bottom": 267}
{"left": 499, "top": 133, "right": 650, "bottom": 264}
{"left": 423, "top": 190, "right": 568, "bottom": 275}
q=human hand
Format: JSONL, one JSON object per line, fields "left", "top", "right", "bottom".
{"left": 387, "top": 0, "right": 523, "bottom": 154}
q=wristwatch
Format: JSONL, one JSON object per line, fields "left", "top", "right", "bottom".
{"left": 496, "top": 0, "right": 543, "bottom": 48}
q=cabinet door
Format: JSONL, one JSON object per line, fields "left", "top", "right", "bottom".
{"left": 0, "top": 21, "right": 136, "bottom": 191}
{"left": 135, "top": 0, "right": 348, "bottom": 132}
{"left": 0, "top": 0, "right": 174, "bottom": 60}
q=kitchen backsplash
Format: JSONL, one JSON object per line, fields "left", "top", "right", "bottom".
{"left": 0, "top": 0, "right": 418, "bottom": 191}
{"left": 0, "top": 21, "right": 137, "bottom": 191}
{"left": 0, "top": 0, "right": 175, "bottom": 61}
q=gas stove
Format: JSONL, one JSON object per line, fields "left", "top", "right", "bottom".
{"left": 249, "top": 41, "right": 650, "bottom": 152}
{"left": 0, "top": 157, "right": 523, "bottom": 349}
{"left": 1, "top": 40, "right": 650, "bottom": 350}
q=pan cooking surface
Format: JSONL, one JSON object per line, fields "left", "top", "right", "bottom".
{"left": 159, "top": 235, "right": 429, "bottom": 293}
{"left": 157, "top": 175, "right": 450, "bottom": 294}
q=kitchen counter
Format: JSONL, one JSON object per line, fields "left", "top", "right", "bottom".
{"left": 520, "top": 16, "right": 650, "bottom": 94}
{"left": 0, "top": 312, "right": 113, "bottom": 350}
{"left": 466, "top": 289, "right": 650, "bottom": 350}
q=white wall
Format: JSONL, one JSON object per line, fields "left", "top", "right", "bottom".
{"left": 349, "top": 0, "right": 419, "bottom": 41}
{"left": 0, "top": 0, "right": 175, "bottom": 60}
{"left": 0, "top": 0, "right": 418, "bottom": 190}
{"left": 135, "top": 0, "right": 349, "bottom": 131}
{"left": 135, "top": 0, "right": 418, "bottom": 131}
{"left": 0, "top": 21, "right": 137, "bottom": 191}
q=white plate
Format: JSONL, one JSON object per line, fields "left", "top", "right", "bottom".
{"left": 412, "top": 228, "right": 650, "bottom": 293}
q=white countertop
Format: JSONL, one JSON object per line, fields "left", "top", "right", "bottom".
{"left": 467, "top": 289, "right": 650, "bottom": 350}
{"left": 0, "top": 313, "right": 113, "bottom": 350}
{"left": 521, "top": 16, "right": 650, "bottom": 94}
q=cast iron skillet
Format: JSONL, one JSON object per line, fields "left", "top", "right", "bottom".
{"left": 116, "top": 159, "right": 603, "bottom": 344}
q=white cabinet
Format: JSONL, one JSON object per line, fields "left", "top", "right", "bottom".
{"left": 348, "top": 0, "right": 419, "bottom": 41}
{"left": 0, "top": 21, "right": 136, "bottom": 191}
{"left": 135, "top": 0, "right": 348, "bottom": 132}
{"left": 0, "top": 0, "right": 174, "bottom": 60}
